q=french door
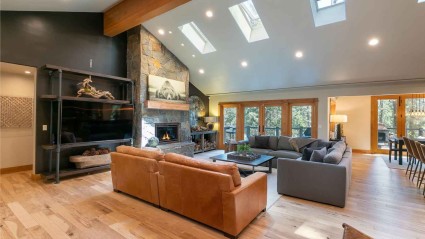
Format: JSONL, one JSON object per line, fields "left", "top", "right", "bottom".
{"left": 242, "top": 104, "right": 284, "bottom": 140}
{"left": 218, "top": 98, "right": 318, "bottom": 149}
{"left": 371, "top": 94, "right": 425, "bottom": 153}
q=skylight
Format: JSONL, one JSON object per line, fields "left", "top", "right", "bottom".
{"left": 316, "top": 0, "right": 345, "bottom": 10}
{"left": 310, "top": 0, "right": 346, "bottom": 27}
{"left": 229, "top": 0, "right": 269, "bottom": 43}
{"left": 178, "top": 22, "right": 216, "bottom": 54}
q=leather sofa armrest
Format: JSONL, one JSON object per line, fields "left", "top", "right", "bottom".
{"left": 222, "top": 172, "right": 267, "bottom": 236}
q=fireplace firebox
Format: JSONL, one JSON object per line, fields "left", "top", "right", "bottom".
{"left": 155, "top": 123, "right": 181, "bottom": 144}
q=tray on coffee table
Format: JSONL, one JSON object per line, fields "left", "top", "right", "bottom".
{"left": 210, "top": 152, "right": 275, "bottom": 175}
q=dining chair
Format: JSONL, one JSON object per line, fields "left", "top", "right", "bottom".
{"left": 419, "top": 144, "right": 425, "bottom": 195}
{"left": 412, "top": 141, "right": 424, "bottom": 186}
{"left": 409, "top": 140, "right": 421, "bottom": 181}
{"left": 402, "top": 137, "right": 416, "bottom": 176}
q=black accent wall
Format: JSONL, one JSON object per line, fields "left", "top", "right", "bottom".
{"left": 0, "top": 11, "right": 126, "bottom": 77}
{"left": 1, "top": 11, "right": 127, "bottom": 174}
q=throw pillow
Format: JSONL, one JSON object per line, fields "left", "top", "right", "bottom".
{"left": 310, "top": 147, "right": 327, "bottom": 162}
{"left": 317, "top": 140, "right": 333, "bottom": 149}
{"left": 301, "top": 147, "right": 323, "bottom": 161}
{"left": 323, "top": 149, "right": 343, "bottom": 164}
{"left": 342, "top": 223, "right": 373, "bottom": 239}
{"left": 255, "top": 136, "right": 270, "bottom": 149}
{"left": 289, "top": 138, "right": 300, "bottom": 152}
{"left": 277, "top": 136, "right": 293, "bottom": 150}
{"left": 248, "top": 136, "right": 255, "bottom": 148}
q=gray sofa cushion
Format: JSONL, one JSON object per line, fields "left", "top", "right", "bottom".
{"left": 310, "top": 147, "right": 327, "bottom": 162}
{"left": 254, "top": 136, "right": 270, "bottom": 148}
{"left": 269, "top": 136, "right": 278, "bottom": 151}
{"left": 324, "top": 149, "right": 344, "bottom": 164}
{"left": 277, "top": 136, "right": 293, "bottom": 150}
{"left": 267, "top": 150, "right": 302, "bottom": 159}
{"left": 251, "top": 148, "right": 274, "bottom": 155}
{"left": 301, "top": 147, "right": 323, "bottom": 161}
{"left": 248, "top": 136, "right": 255, "bottom": 148}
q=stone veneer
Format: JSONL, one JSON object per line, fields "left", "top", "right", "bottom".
{"left": 127, "top": 25, "right": 191, "bottom": 147}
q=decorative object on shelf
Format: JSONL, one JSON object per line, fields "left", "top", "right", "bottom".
{"left": 0, "top": 96, "right": 33, "bottom": 128}
{"left": 82, "top": 147, "right": 110, "bottom": 156}
{"left": 191, "top": 125, "right": 208, "bottom": 132}
{"left": 77, "top": 77, "right": 115, "bottom": 100}
{"left": 189, "top": 95, "right": 206, "bottom": 127}
{"left": 70, "top": 147, "right": 111, "bottom": 169}
{"left": 204, "top": 116, "right": 218, "bottom": 131}
{"left": 145, "top": 137, "right": 159, "bottom": 147}
{"left": 330, "top": 114, "right": 348, "bottom": 140}
{"left": 148, "top": 75, "right": 186, "bottom": 103}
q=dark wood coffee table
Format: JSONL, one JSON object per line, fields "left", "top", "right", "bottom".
{"left": 210, "top": 152, "right": 274, "bottom": 176}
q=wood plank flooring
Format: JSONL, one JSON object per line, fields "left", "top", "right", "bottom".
{"left": 1, "top": 153, "right": 424, "bottom": 239}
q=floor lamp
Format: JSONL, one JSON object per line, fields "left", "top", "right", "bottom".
{"left": 330, "top": 115, "right": 348, "bottom": 140}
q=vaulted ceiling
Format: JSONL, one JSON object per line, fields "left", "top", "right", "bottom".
{"left": 2, "top": 0, "right": 425, "bottom": 95}
{"left": 142, "top": 0, "right": 425, "bottom": 95}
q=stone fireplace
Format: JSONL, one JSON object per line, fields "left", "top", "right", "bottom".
{"left": 127, "top": 25, "right": 191, "bottom": 148}
{"left": 155, "top": 123, "right": 180, "bottom": 144}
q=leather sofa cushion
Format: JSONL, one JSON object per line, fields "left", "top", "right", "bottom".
{"left": 116, "top": 145, "right": 164, "bottom": 161}
{"left": 164, "top": 153, "right": 241, "bottom": 187}
{"left": 254, "top": 136, "right": 270, "bottom": 149}
{"left": 267, "top": 150, "right": 302, "bottom": 159}
{"left": 277, "top": 136, "right": 293, "bottom": 150}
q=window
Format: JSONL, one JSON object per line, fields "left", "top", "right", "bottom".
{"left": 178, "top": 22, "right": 216, "bottom": 54}
{"left": 316, "top": 0, "right": 345, "bottom": 10}
{"left": 419, "top": 0, "right": 425, "bottom": 3}
{"left": 291, "top": 105, "right": 312, "bottom": 138}
{"left": 229, "top": 0, "right": 269, "bottom": 43}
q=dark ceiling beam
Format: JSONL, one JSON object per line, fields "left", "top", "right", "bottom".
{"left": 104, "top": 0, "right": 191, "bottom": 37}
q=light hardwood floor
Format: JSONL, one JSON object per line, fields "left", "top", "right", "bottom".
{"left": 1, "top": 154, "right": 424, "bottom": 239}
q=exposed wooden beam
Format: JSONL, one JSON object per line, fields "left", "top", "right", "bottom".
{"left": 104, "top": 0, "right": 191, "bottom": 37}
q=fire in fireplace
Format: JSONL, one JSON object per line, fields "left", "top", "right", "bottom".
{"left": 155, "top": 123, "right": 180, "bottom": 144}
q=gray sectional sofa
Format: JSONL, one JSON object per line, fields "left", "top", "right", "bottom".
{"left": 277, "top": 141, "right": 352, "bottom": 207}
{"left": 241, "top": 136, "right": 333, "bottom": 168}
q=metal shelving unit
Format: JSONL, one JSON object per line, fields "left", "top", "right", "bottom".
{"left": 191, "top": 131, "right": 218, "bottom": 154}
{"left": 40, "top": 65, "right": 134, "bottom": 183}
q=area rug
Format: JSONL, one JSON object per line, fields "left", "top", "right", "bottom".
{"left": 380, "top": 155, "right": 409, "bottom": 170}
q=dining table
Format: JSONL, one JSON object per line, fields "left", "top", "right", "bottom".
{"left": 389, "top": 137, "right": 425, "bottom": 165}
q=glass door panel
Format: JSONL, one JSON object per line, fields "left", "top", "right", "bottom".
{"left": 223, "top": 107, "right": 237, "bottom": 142}
{"left": 405, "top": 97, "right": 425, "bottom": 139}
{"left": 264, "top": 106, "right": 282, "bottom": 136}
{"left": 291, "top": 105, "right": 312, "bottom": 137}
{"left": 377, "top": 99, "right": 398, "bottom": 149}
{"left": 244, "top": 107, "right": 260, "bottom": 140}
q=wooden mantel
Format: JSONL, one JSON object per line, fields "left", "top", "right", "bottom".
{"left": 145, "top": 100, "right": 189, "bottom": 111}
{"left": 104, "top": 0, "right": 191, "bottom": 37}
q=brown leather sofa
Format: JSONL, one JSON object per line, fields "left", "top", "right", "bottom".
{"left": 111, "top": 146, "right": 165, "bottom": 205}
{"left": 158, "top": 153, "right": 267, "bottom": 237}
{"left": 111, "top": 146, "right": 267, "bottom": 238}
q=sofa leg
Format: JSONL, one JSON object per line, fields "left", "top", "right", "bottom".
{"left": 262, "top": 208, "right": 266, "bottom": 212}
{"left": 223, "top": 233, "right": 237, "bottom": 239}
{"left": 113, "top": 189, "right": 120, "bottom": 193}
{"left": 161, "top": 208, "right": 169, "bottom": 212}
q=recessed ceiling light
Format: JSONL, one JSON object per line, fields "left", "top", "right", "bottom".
{"left": 295, "top": 51, "right": 303, "bottom": 58}
{"left": 192, "top": 55, "right": 196, "bottom": 58}
{"left": 199, "top": 69, "right": 205, "bottom": 74}
{"left": 368, "top": 38, "right": 380, "bottom": 46}
{"left": 181, "top": 43, "right": 185, "bottom": 47}
{"left": 168, "top": 31, "right": 173, "bottom": 34}
{"left": 206, "top": 10, "right": 213, "bottom": 18}
{"left": 158, "top": 29, "right": 165, "bottom": 35}
{"left": 24, "top": 71, "right": 31, "bottom": 74}
{"left": 241, "top": 61, "right": 248, "bottom": 67}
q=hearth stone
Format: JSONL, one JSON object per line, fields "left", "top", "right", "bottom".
{"left": 157, "top": 142, "right": 195, "bottom": 157}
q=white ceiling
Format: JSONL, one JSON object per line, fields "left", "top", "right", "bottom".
{"left": 143, "top": 0, "right": 425, "bottom": 95}
{"left": 0, "top": 0, "right": 121, "bottom": 12}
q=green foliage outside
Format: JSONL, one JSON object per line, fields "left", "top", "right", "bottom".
{"left": 291, "top": 106, "right": 312, "bottom": 137}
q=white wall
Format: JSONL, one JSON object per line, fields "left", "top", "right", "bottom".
{"left": 334, "top": 96, "right": 371, "bottom": 150}
{"left": 209, "top": 80, "right": 425, "bottom": 149}
{"left": 0, "top": 71, "right": 35, "bottom": 169}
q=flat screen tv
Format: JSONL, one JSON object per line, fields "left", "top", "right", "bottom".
{"left": 59, "top": 101, "right": 133, "bottom": 143}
